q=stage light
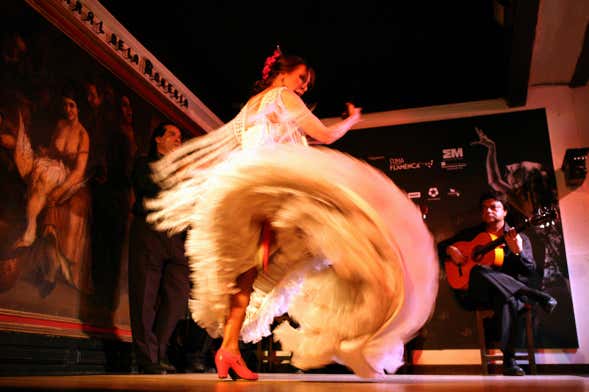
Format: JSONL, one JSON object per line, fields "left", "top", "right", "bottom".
{"left": 562, "top": 147, "right": 589, "bottom": 187}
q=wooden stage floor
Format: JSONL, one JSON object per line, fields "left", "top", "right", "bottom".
{"left": 0, "top": 373, "right": 587, "bottom": 391}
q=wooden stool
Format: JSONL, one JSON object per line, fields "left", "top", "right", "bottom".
{"left": 256, "top": 315, "right": 293, "bottom": 372}
{"left": 475, "top": 305, "right": 537, "bottom": 375}
{"left": 256, "top": 335, "right": 292, "bottom": 372}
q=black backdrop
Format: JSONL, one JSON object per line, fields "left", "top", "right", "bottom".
{"left": 333, "top": 108, "right": 578, "bottom": 349}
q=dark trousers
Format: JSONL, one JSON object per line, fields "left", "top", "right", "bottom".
{"left": 468, "top": 266, "right": 527, "bottom": 359}
{"left": 169, "top": 315, "right": 217, "bottom": 371}
{"left": 128, "top": 216, "right": 189, "bottom": 366}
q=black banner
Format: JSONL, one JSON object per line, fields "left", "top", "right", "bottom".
{"left": 333, "top": 108, "right": 578, "bottom": 349}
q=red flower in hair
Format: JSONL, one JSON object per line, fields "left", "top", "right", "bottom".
{"left": 262, "top": 46, "right": 282, "bottom": 81}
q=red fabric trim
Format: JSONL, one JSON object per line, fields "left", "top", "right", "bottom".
{"left": 261, "top": 222, "right": 272, "bottom": 272}
{"left": 0, "top": 313, "right": 132, "bottom": 337}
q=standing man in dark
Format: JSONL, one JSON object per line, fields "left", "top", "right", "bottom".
{"left": 440, "top": 190, "right": 557, "bottom": 376}
{"left": 128, "top": 122, "right": 188, "bottom": 374}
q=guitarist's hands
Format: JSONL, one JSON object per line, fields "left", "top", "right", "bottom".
{"left": 505, "top": 228, "right": 523, "bottom": 255}
{"left": 446, "top": 245, "right": 467, "bottom": 265}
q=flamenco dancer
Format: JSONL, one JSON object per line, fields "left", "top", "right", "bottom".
{"left": 146, "top": 47, "right": 439, "bottom": 380}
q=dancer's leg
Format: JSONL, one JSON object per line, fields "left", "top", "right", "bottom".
{"left": 220, "top": 266, "right": 258, "bottom": 354}
{"left": 215, "top": 266, "right": 259, "bottom": 380}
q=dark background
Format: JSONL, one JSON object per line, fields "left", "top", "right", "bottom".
{"left": 97, "top": 1, "right": 508, "bottom": 122}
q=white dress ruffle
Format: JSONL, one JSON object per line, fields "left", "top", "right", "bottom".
{"left": 146, "top": 87, "right": 439, "bottom": 377}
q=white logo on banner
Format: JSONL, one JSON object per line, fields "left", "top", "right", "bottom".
{"left": 442, "top": 148, "right": 464, "bottom": 159}
{"left": 428, "top": 187, "right": 440, "bottom": 198}
{"left": 447, "top": 188, "right": 461, "bottom": 197}
{"left": 389, "top": 157, "right": 434, "bottom": 171}
{"left": 441, "top": 147, "right": 467, "bottom": 171}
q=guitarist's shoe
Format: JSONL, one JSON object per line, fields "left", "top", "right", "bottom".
{"left": 530, "top": 289, "right": 558, "bottom": 314}
{"left": 540, "top": 296, "right": 558, "bottom": 314}
{"left": 518, "top": 288, "right": 557, "bottom": 314}
{"left": 503, "top": 358, "right": 525, "bottom": 376}
{"left": 503, "top": 364, "right": 525, "bottom": 376}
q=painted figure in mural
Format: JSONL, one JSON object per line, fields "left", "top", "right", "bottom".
{"left": 471, "top": 127, "right": 556, "bottom": 217}
{"left": 82, "top": 78, "right": 117, "bottom": 180}
{"left": 90, "top": 91, "right": 138, "bottom": 313}
{"left": 145, "top": 47, "right": 439, "bottom": 380}
{"left": 11, "top": 87, "right": 92, "bottom": 296}
{"left": 0, "top": 31, "right": 32, "bottom": 99}
{"left": 471, "top": 127, "right": 566, "bottom": 294}
{"left": 0, "top": 109, "right": 19, "bottom": 177}
{"left": 118, "top": 95, "right": 138, "bottom": 164}
{"left": 128, "top": 122, "right": 190, "bottom": 374}
{"left": 0, "top": 108, "right": 27, "bottom": 253}
{"left": 12, "top": 92, "right": 89, "bottom": 249}
{"left": 440, "top": 190, "right": 557, "bottom": 376}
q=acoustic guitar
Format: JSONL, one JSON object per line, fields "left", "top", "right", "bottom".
{"left": 444, "top": 207, "right": 556, "bottom": 290}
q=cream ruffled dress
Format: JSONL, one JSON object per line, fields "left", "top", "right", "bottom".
{"left": 146, "top": 87, "right": 439, "bottom": 377}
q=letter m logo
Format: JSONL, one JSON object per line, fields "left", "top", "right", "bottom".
{"left": 442, "top": 148, "right": 463, "bottom": 159}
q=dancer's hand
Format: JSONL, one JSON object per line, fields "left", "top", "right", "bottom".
{"left": 345, "top": 102, "right": 362, "bottom": 123}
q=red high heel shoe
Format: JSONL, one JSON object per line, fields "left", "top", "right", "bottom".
{"left": 215, "top": 348, "right": 258, "bottom": 381}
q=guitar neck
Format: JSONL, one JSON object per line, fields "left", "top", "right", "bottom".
{"left": 474, "top": 219, "right": 531, "bottom": 258}
{"left": 477, "top": 236, "right": 506, "bottom": 256}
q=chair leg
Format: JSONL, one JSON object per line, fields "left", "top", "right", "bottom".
{"left": 525, "top": 308, "right": 537, "bottom": 375}
{"left": 475, "top": 310, "right": 489, "bottom": 375}
{"left": 266, "top": 337, "right": 273, "bottom": 372}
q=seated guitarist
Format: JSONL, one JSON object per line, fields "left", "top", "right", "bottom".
{"left": 440, "top": 190, "right": 557, "bottom": 376}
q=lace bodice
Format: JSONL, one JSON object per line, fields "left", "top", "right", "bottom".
{"left": 239, "top": 87, "right": 308, "bottom": 148}
{"left": 146, "top": 87, "right": 311, "bottom": 234}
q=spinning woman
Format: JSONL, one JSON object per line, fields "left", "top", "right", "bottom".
{"left": 147, "top": 47, "right": 439, "bottom": 380}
